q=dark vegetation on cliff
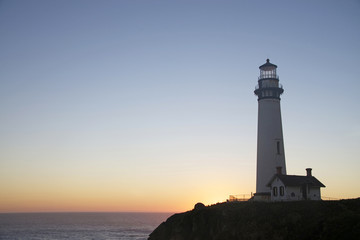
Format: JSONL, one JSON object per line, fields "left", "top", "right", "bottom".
{"left": 149, "top": 198, "right": 360, "bottom": 240}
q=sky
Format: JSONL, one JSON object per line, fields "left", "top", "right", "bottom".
{"left": 0, "top": 0, "right": 359, "bottom": 213}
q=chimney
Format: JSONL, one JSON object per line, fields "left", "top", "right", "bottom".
{"left": 306, "top": 168, "right": 312, "bottom": 176}
{"left": 276, "top": 166, "right": 282, "bottom": 175}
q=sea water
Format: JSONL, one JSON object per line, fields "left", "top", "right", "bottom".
{"left": 0, "top": 212, "right": 171, "bottom": 240}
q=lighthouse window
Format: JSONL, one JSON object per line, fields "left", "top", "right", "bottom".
{"left": 277, "top": 141, "right": 281, "bottom": 155}
{"left": 273, "top": 187, "right": 278, "bottom": 196}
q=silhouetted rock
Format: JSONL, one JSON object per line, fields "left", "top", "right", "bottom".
{"left": 194, "top": 202, "right": 206, "bottom": 210}
{"left": 148, "top": 198, "right": 360, "bottom": 240}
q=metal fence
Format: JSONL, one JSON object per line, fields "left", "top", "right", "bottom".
{"left": 228, "top": 194, "right": 253, "bottom": 202}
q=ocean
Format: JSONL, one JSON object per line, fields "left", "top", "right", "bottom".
{"left": 0, "top": 212, "right": 172, "bottom": 240}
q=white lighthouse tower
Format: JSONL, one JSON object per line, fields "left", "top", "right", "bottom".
{"left": 254, "top": 59, "right": 286, "bottom": 200}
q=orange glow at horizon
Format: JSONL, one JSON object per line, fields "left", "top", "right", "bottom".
{"left": 0, "top": 150, "right": 258, "bottom": 213}
{"left": 0, "top": 168, "right": 252, "bottom": 213}
{"left": 1, "top": 181, "right": 357, "bottom": 213}
{"left": 1, "top": 155, "right": 358, "bottom": 213}
{"left": 0, "top": 190, "right": 227, "bottom": 213}
{"left": 1, "top": 165, "right": 358, "bottom": 213}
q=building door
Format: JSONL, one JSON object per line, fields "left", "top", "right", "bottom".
{"left": 302, "top": 185, "right": 307, "bottom": 200}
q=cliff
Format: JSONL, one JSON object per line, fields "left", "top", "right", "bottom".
{"left": 148, "top": 198, "right": 360, "bottom": 240}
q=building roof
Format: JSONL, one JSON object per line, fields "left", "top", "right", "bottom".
{"left": 266, "top": 174, "right": 326, "bottom": 188}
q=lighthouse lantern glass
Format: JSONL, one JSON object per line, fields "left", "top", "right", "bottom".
{"left": 260, "top": 68, "right": 277, "bottom": 79}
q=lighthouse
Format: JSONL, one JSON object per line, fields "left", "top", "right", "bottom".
{"left": 254, "top": 59, "right": 286, "bottom": 200}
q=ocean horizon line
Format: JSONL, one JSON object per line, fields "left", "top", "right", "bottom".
{"left": 0, "top": 210, "right": 175, "bottom": 215}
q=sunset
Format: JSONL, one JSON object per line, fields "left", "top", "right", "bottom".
{"left": 0, "top": 0, "right": 359, "bottom": 239}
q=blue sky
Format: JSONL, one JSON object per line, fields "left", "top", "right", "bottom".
{"left": 0, "top": 0, "right": 359, "bottom": 212}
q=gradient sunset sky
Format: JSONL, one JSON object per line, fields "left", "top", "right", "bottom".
{"left": 1, "top": 0, "right": 359, "bottom": 213}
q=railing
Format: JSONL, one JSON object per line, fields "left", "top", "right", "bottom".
{"left": 255, "top": 83, "right": 283, "bottom": 90}
{"left": 228, "top": 194, "right": 253, "bottom": 202}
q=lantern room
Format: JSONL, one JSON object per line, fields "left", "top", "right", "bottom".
{"left": 254, "top": 59, "right": 283, "bottom": 100}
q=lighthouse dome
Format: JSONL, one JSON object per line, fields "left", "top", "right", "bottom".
{"left": 259, "top": 59, "right": 277, "bottom": 70}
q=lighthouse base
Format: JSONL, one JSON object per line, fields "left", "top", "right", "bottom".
{"left": 253, "top": 192, "right": 271, "bottom": 202}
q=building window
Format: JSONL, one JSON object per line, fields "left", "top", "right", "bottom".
{"left": 291, "top": 192, "right": 295, "bottom": 197}
{"left": 273, "top": 187, "right": 278, "bottom": 196}
{"left": 276, "top": 141, "right": 281, "bottom": 155}
{"left": 280, "top": 186, "right": 284, "bottom": 196}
